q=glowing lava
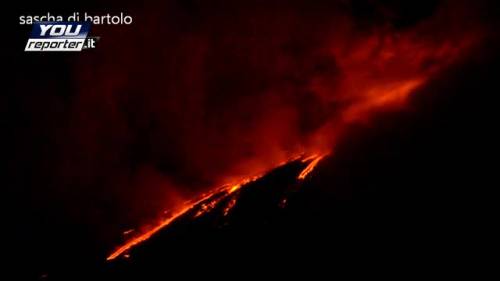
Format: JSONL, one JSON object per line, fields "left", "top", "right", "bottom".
{"left": 107, "top": 172, "right": 260, "bottom": 260}
{"left": 298, "top": 154, "right": 327, "bottom": 180}
{"left": 106, "top": 155, "right": 325, "bottom": 261}
{"left": 223, "top": 197, "right": 238, "bottom": 216}
{"left": 107, "top": 204, "right": 196, "bottom": 261}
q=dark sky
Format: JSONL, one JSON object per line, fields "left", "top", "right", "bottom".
{"left": 4, "top": 0, "right": 498, "bottom": 279}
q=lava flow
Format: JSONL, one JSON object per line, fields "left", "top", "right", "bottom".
{"left": 298, "top": 154, "right": 327, "bottom": 180}
{"left": 103, "top": 1, "right": 480, "bottom": 263}
{"left": 106, "top": 154, "right": 325, "bottom": 261}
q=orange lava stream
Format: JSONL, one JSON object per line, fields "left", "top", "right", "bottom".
{"left": 106, "top": 154, "right": 323, "bottom": 261}
{"left": 106, "top": 194, "right": 210, "bottom": 261}
{"left": 106, "top": 173, "right": 262, "bottom": 260}
{"left": 223, "top": 197, "right": 238, "bottom": 216}
{"left": 298, "top": 154, "right": 327, "bottom": 180}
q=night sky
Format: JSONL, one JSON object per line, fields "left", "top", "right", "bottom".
{"left": 5, "top": 1, "right": 498, "bottom": 279}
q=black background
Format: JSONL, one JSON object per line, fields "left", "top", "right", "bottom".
{"left": 4, "top": 1, "right": 497, "bottom": 279}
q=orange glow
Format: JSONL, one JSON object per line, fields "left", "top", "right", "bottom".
{"left": 106, "top": 25, "right": 476, "bottom": 262}
{"left": 227, "top": 184, "right": 241, "bottom": 194}
{"left": 223, "top": 196, "right": 238, "bottom": 216}
{"left": 301, "top": 154, "right": 320, "bottom": 163}
{"left": 193, "top": 197, "right": 224, "bottom": 218}
{"left": 106, "top": 184, "right": 233, "bottom": 260}
{"left": 106, "top": 161, "right": 292, "bottom": 261}
{"left": 298, "top": 154, "right": 327, "bottom": 180}
{"left": 342, "top": 78, "right": 425, "bottom": 122}
{"left": 106, "top": 31, "right": 472, "bottom": 260}
{"left": 106, "top": 155, "right": 326, "bottom": 260}
{"left": 107, "top": 204, "right": 197, "bottom": 261}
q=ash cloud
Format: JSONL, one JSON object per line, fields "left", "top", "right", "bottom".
{"left": 61, "top": 0, "right": 485, "bottom": 231}
{"left": 7, "top": 1, "right": 496, "bottom": 272}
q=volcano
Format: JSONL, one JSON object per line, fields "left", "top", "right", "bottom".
{"left": 8, "top": 2, "right": 498, "bottom": 280}
{"left": 105, "top": 154, "right": 326, "bottom": 261}
{"left": 102, "top": 156, "right": 328, "bottom": 271}
{"left": 91, "top": 49, "right": 497, "bottom": 276}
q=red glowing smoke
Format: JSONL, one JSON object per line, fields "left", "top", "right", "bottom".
{"left": 53, "top": 0, "right": 483, "bottom": 246}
